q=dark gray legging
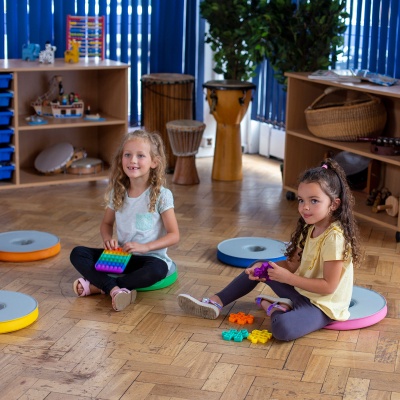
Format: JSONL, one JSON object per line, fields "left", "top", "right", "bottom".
{"left": 216, "top": 271, "right": 333, "bottom": 341}
{"left": 70, "top": 246, "right": 168, "bottom": 294}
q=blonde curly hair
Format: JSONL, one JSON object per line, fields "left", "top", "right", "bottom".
{"left": 104, "top": 130, "right": 167, "bottom": 213}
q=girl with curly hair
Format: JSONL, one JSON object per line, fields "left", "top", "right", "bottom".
{"left": 178, "top": 158, "right": 361, "bottom": 341}
{"left": 71, "top": 130, "right": 179, "bottom": 311}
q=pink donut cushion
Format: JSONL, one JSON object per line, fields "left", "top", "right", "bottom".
{"left": 324, "top": 286, "right": 387, "bottom": 331}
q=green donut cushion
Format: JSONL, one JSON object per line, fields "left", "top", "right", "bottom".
{"left": 137, "top": 270, "right": 178, "bottom": 292}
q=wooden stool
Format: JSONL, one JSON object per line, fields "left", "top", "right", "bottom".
{"left": 166, "top": 120, "right": 205, "bottom": 185}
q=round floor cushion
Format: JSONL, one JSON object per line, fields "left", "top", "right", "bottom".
{"left": 217, "top": 237, "right": 286, "bottom": 267}
{"left": 324, "top": 286, "right": 387, "bottom": 330}
{"left": 137, "top": 263, "right": 178, "bottom": 292}
{"left": 0, "top": 290, "right": 39, "bottom": 333}
{"left": 0, "top": 230, "right": 61, "bottom": 262}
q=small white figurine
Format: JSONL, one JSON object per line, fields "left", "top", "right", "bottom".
{"left": 39, "top": 42, "right": 57, "bottom": 64}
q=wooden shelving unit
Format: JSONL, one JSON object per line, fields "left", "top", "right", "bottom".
{"left": 0, "top": 59, "right": 128, "bottom": 190}
{"left": 284, "top": 72, "right": 400, "bottom": 239}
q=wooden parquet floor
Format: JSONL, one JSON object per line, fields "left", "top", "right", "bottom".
{"left": 1, "top": 154, "right": 399, "bottom": 400}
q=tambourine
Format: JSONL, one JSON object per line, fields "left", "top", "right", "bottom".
{"left": 67, "top": 157, "right": 103, "bottom": 175}
{"left": 34, "top": 142, "right": 86, "bottom": 174}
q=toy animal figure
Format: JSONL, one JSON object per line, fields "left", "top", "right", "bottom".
{"left": 39, "top": 42, "right": 56, "bottom": 64}
{"left": 64, "top": 40, "right": 80, "bottom": 63}
{"left": 22, "top": 43, "right": 40, "bottom": 61}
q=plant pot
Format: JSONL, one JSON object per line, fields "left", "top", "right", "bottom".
{"left": 203, "top": 80, "right": 256, "bottom": 181}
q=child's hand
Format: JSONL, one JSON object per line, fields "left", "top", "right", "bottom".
{"left": 246, "top": 262, "right": 264, "bottom": 281}
{"left": 104, "top": 239, "right": 118, "bottom": 250}
{"left": 266, "top": 261, "right": 292, "bottom": 283}
{"left": 123, "top": 241, "right": 149, "bottom": 254}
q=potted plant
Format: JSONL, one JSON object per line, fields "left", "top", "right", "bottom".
{"left": 200, "top": 0, "right": 268, "bottom": 82}
{"left": 200, "top": 0, "right": 268, "bottom": 181}
{"left": 262, "top": 0, "right": 349, "bottom": 89}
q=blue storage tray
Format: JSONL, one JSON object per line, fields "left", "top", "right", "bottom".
{"left": 0, "top": 146, "right": 14, "bottom": 162}
{"left": 0, "top": 110, "right": 13, "bottom": 125}
{"left": 0, "top": 91, "right": 13, "bottom": 107}
{"left": 0, "top": 163, "right": 14, "bottom": 180}
{"left": 0, "top": 74, "right": 13, "bottom": 89}
{"left": 0, "top": 127, "right": 14, "bottom": 144}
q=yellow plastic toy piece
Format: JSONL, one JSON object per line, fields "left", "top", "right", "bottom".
{"left": 229, "top": 312, "right": 254, "bottom": 325}
{"left": 64, "top": 40, "right": 80, "bottom": 63}
{"left": 247, "top": 329, "right": 272, "bottom": 344}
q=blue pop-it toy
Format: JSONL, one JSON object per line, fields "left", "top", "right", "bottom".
{"left": 95, "top": 248, "right": 132, "bottom": 273}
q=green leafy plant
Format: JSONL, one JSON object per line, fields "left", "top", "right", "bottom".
{"left": 263, "top": 0, "right": 349, "bottom": 88}
{"left": 200, "top": 0, "right": 268, "bottom": 82}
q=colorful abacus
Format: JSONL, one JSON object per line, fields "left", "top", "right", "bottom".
{"left": 95, "top": 248, "right": 131, "bottom": 273}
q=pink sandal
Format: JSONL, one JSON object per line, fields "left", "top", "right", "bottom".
{"left": 110, "top": 288, "right": 137, "bottom": 311}
{"left": 73, "top": 278, "right": 104, "bottom": 297}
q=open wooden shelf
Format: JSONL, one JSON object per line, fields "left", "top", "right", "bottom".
{"left": 0, "top": 59, "right": 128, "bottom": 190}
{"left": 284, "top": 72, "right": 400, "bottom": 238}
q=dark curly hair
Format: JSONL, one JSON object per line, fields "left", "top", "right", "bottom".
{"left": 285, "top": 158, "right": 362, "bottom": 267}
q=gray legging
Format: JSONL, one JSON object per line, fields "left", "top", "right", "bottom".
{"left": 216, "top": 270, "right": 333, "bottom": 341}
{"left": 70, "top": 246, "right": 168, "bottom": 294}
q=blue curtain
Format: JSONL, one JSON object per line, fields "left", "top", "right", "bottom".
{"left": 150, "top": 0, "right": 184, "bottom": 73}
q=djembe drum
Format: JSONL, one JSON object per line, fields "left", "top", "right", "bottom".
{"left": 141, "top": 73, "right": 195, "bottom": 171}
{"left": 166, "top": 120, "right": 205, "bottom": 185}
{"left": 203, "top": 80, "right": 256, "bottom": 181}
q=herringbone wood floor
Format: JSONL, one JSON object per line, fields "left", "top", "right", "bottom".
{"left": 1, "top": 154, "right": 399, "bottom": 400}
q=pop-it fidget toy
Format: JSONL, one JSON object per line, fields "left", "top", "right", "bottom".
{"left": 95, "top": 248, "right": 132, "bottom": 273}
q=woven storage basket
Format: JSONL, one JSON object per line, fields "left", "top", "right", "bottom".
{"left": 305, "top": 87, "right": 387, "bottom": 141}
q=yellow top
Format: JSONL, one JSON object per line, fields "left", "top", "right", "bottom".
{"left": 295, "top": 221, "right": 353, "bottom": 321}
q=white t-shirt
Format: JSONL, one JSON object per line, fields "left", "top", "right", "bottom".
{"left": 109, "top": 186, "right": 175, "bottom": 271}
{"left": 295, "top": 221, "right": 353, "bottom": 321}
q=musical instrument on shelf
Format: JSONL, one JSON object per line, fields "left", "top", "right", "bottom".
{"left": 34, "top": 142, "right": 86, "bottom": 175}
{"left": 67, "top": 157, "right": 103, "bottom": 175}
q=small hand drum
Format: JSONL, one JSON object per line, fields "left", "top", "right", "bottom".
{"left": 166, "top": 120, "right": 206, "bottom": 185}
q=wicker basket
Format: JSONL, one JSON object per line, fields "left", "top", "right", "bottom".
{"left": 305, "top": 87, "right": 387, "bottom": 141}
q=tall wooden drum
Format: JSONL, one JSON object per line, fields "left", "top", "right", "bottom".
{"left": 166, "top": 120, "right": 205, "bottom": 185}
{"left": 203, "top": 80, "right": 256, "bottom": 181}
{"left": 141, "top": 73, "right": 195, "bottom": 171}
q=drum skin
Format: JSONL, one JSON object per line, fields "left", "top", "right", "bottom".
{"left": 34, "top": 142, "right": 86, "bottom": 175}
{"left": 67, "top": 157, "right": 103, "bottom": 175}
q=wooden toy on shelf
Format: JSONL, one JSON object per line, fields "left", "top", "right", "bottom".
{"left": 372, "top": 195, "right": 399, "bottom": 217}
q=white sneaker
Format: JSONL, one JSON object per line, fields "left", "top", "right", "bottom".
{"left": 178, "top": 294, "right": 222, "bottom": 319}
